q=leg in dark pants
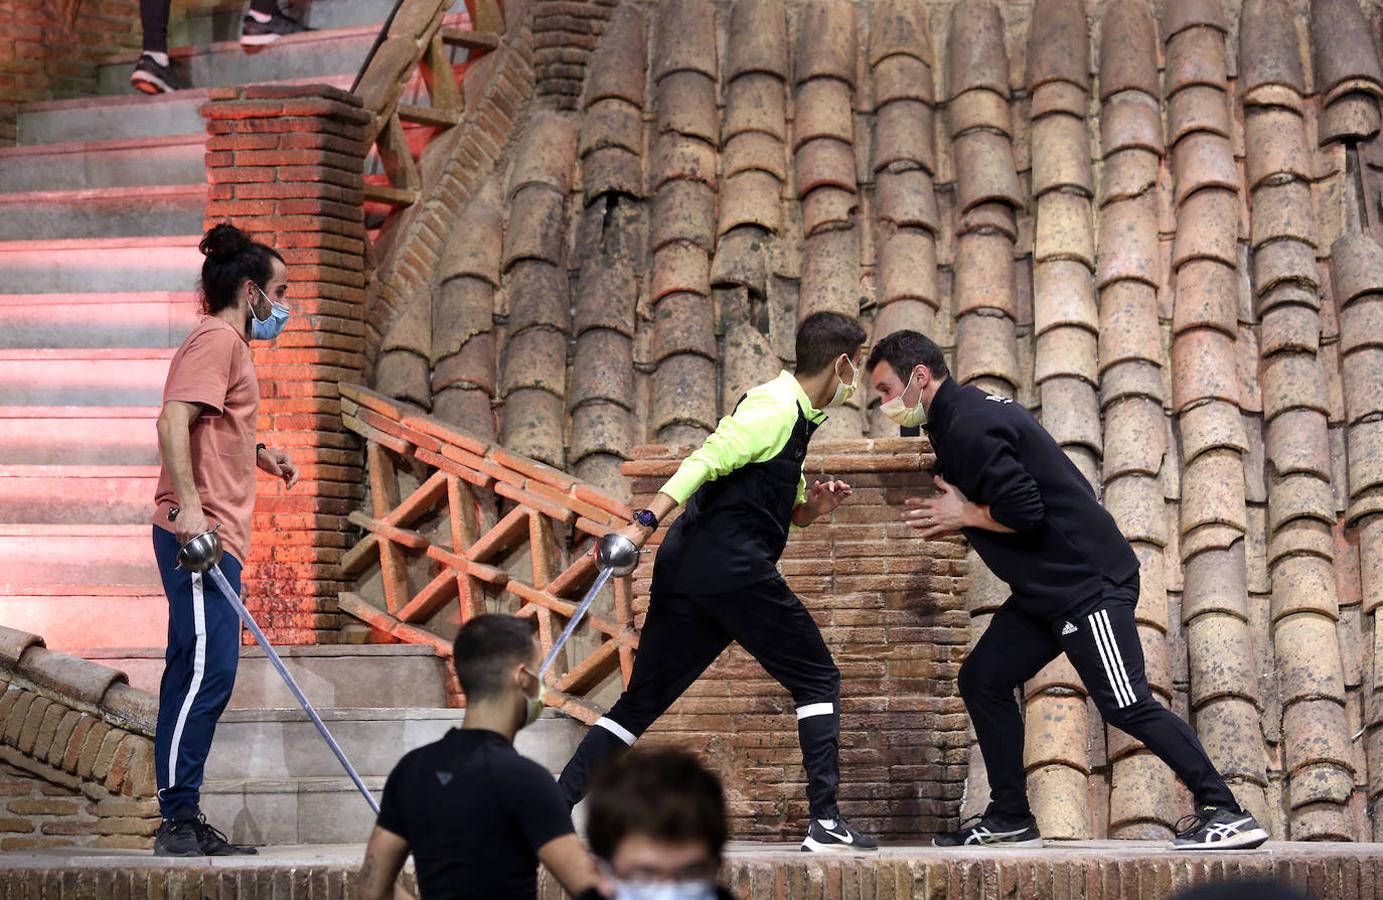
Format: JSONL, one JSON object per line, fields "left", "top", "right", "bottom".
{"left": 557, "top": 590, "right": 731, "bottom": 808}
{"left": 957, "top": 603, "right": 1064, "bottom": 820}
{"left": 140, "top": 0, "right": 172, "bottom": 53}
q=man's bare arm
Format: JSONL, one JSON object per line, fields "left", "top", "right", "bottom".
{"left": 536, "top": 833, "right": 598, "bottom": 897}
{"left": 358, "top": 826, "right": 410, "bottom": 900}
{"left": 156, "top": 400, "right": 209, "bottom": 544}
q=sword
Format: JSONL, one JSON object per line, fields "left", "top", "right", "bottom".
{"left": 537, "top": 533, "right": 641, "bottom": 679}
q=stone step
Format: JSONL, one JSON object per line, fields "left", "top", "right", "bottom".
{"left": 0, "top": 465, "right": 159, "bottom": 525}
{"left": 0, "top": 349, "right": 173, "bottom": 406}
{"left": 0, "top": 524, "right": 159, "bottom": 590}
{"left": 81, "top": 644, "right": 451, "bottom": 710}
{"left": 0, "top": 135, "right": 206, "bottom": 192}
{"left": 0, "top": 292, "right": 199, "bottom": 350}
{"left": 0, "top": 585, "right": 168, "bottom": 650}
{"left": 0, "top": 236, "right": 202, "bottom": 294}
{"left": 0, "top": 185, "right": 207, "bottom": 241}
{"left": 95, "top": 26, "right": 380, "bottom": 97}
{"left": 0, "top": 406, "right": 160, "bottom": 465}
{"left": 170, "top": 0, "right": 408, "bottom": 47}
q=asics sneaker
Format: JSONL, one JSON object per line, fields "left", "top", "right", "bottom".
{"left": 932, "top": 811, "right": 1043, "bottom": 848}
{"left": 1170, "top": 805, "right": 1269, "bottom": 851}
{"left": 240, "top": 9, "right": 313, "bottom": 46}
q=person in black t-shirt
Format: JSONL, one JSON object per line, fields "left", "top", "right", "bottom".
{"left": 358, "top": 615, "right": 597, "bottom": 900}
{"left": 574, "top": 748, "right": 736, "bottom": 900}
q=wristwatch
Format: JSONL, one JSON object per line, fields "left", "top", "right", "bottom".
{"left": 633, "top": 509, "right": 658, "bottom": 529}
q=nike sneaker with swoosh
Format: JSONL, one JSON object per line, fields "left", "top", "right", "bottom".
{"left": 1170, "top": 805, "right": 1269, "bottom": 850}
{"left": 932, "top": 811, "right": 1043, "bottom": 848}
{"left": 800, "top": 816, "right": 878, "bottom": 852}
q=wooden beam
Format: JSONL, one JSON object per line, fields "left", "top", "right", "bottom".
{"left": 440, "top": 26, "right": 499, "bottom": 50}
{"left": 397, "top": 103, "right": 462, "bottom": 128}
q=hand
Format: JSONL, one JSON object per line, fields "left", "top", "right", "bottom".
{"left": 172, "top": 505, "right": 211, "bottom": 546}
{"left": 616, "top": 521, "right": 653, "bottom": 551}
{"left": 258, "top": 447, "right": 299, "bottom": 489}
{"left": 805, "top": 478, "right": 853, "bottom": 519}
{"left": 902, "top": 475, "right": 970, "bottom": 539}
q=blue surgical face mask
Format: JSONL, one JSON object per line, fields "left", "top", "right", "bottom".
{"left": 612, "top": 880, "right": 717, "bottom": 900}
{"left": 250, "top": 287, "right": 290, "bottom": 341}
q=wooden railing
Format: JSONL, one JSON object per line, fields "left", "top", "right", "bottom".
{"left": 337, "top": 383, "right": 640, "bottom": 721}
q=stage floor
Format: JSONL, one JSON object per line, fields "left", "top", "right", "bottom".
{"left": 2, "top": 840, "right": 1379, "bottom": 898}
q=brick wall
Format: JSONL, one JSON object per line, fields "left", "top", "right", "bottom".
{"left": 201, "top": 84, "right": 371, "bottom": 644}
{"left": 622, "top": 439, "right": 972, "bottom": 842}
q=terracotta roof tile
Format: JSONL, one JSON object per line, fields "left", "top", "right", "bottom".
{"left": 1100, "top": 148, "right": 1159, "bottom": 204}
{"left": 1275, "top": 613, "right": 1347, "bottom": 696}
{"left": 710, "top": 226, "right": 770, "bottom": 293}
{"left": 1326, "top": 77, "right": 1383, "bottom": 107}
{"left": 1250, "top": 181, "right": 1316, "bottom": 249}
{"left": 953, "top": 131, "right": 1023, "bottom": 212}
{"left": 651, "top": 353, "right": 718, "bottom": 434}
{"left": 1267, "top": 473, "right": 1337, "bottom": 536}
{"left": 1283, "top": 705, "right": 1355, "bottom": 791}
{"left": 1179, "top": 397, "right": 1248, "bottom": 463}
{"left": 800, "top": 227, "right": 863, "bottom": 318}
{"left": 1265, "top": 408, "right": 1332, "bottom": 479}
{"left": 1164, "top": 28, "right": 1229, "bottom": 94}
{"left": 802, "top": 185, "right": 857, "bottom": 236}
{"left": 1347, "top": 420, "right": 1383, "bottom": 498}
{"left": 722, "top": 317, "right": 786, "bottom": 409}
{"left": 1180, "top": 520, "right": 1246, "bottom": 560}
{"left": 872, "top": 53, "right": 936, "bottom": 108}
{"left": 1098, "top": 0, "right": 1159, "bottom": 99}
{"left": 1023, "top": 694, "right": 1091, "bottom": 771}
{"left": 582, "top": 147, "right": 645, "bottom": 202}
{"left": 869, "top": 0, "right": 933, "bottom": 67}
{"left": 958, "top": 201, "right": 1019, "bottom": 241}
{"left": 656, "top": 71, "right": 719, "bottom": 145}
{"left": 1099, "top": 91, "right": 1164, "bottom": 155}
{"left": 437, "top": 179, "right": 504, "bottom": 287}
{"left": 876, "top": 167, "right": 941, "bottom": 233}
{"left": 1026, "top": 654, "right": 1085, "bottom": 695}
{"left": 873, "top": 100, "right": 936, "bottom": 173}
{"left": 795, "top": 138, "right": 858, "bottom": 194}
{"left": 1181, "top": 543, "right": 1248, "bottom": 623}
{"left": 1104, "top": 471, "right": 1168, "bottom": 544}
{"left": 652, "top": 134, "right": 717, "bottom": 189}
{"left": 1103, "top": 397, "right": 1166, "bottom": 477}
{"left": 571, "top": 401, "right": 634, "bottom": 463}
{"left": 1097, "top": 283, "right": 1162, "bottom": 373}
{"left": 877, "top": 227, "right": 940, "bottom": 307}
{"left": 652, "top": 179, "right": 716, "bottom": 252}
{"left": 508, "top": 111, "right": 579, "bottom": 199}
{"left": 574, "top": 255, "right": 637, "bottom": 338}
{"left": 433, "top": 386, "right": 494, "bottom": 439}
{"left": 375, "top": 349, "right": 429, "bottom": 408}
{"left": 1238, "top": 0, "right": 1305, "bottom": 96}
{"left": 1133, "top": 541, "right": 1171, "bottom": 626}
{"left": 1035, "top": 327, "right": 1098, "bottom": 385}
{"left": 872, "top": 297, "right": 939, "bottom": 342}
{"left": 1028, "top": 764, "right": 1095, "bottom": 837}
{"left": 1244, "top": 108, "right": 1312, "bottom": 190}
{"left": 498, "top": 326, "right": 566, "bottom": 399}
{"left": 945, "top": 1, "right": 1010, "bottom": 101}
{"left": 1340, "top": 296, "right": 1383, "bottom": 360}
{"left": 571, "top": 329, "right": 635, "bottom": 410}
{"left": 719, "top": 170, "right": 783, "bottom": 234}
{"left": 1318, "top": 92, "right": 1382, "bottom": 143}
{"left": 947, "top": 88, "right": 1012, "bottom": 138}
{"left": 1310, "top": 0, "right": 1383, "bottom": 100}
{"left": 1252, "top": 238, "right": 1320, "bottom": 299}
{"left": 794, "top": 78, "right": 855, "bottom": 147}
{"left": 1164, "top": 0, "right": 1229, "bottom": 39}
{"left": 1034, "top": 259, "right": 1097, "bottom": 335}
{"left": 1191, "top": 696, "right": 1266, "bottom": 774}
{"left": 955, "top": 310, "right": 1020, "bottom": 388}
{"left": 1108, "top": 752, "right": 1179, "bottom": 827}
{"left": 1260, "top": 304, "right": 1320, "bottom": 358}
{"left": 954, "top": 232, "right": 1016, "bottom": 317}
{"left": 1168, "top": 85, "right": 1232, "bottom": 145}
{"left": 1328, "top": 230, "right": 1383, "bottom": 307}
{"left": 725, "top": 0, "right": 789, "bottom": 82}
{"left": 650, "top": 240, "right": 710, "bottom": 302}
{"left": 579, "top": 99, "right": 644, "bottom": 158}
{"left": 1032, "top": 81, "right": 1089, "bottom": 119}
{"left": 1040, "top": 377, "right": 1102, "bottom": 452}
{"left": 505, "top": 262, "right": 569, "bottom": 340}
{"left": 722, "top": 74, "right": 788, "bottom": 143}
{"left": 1348, "top": 485, "right": 1383, "bottom": 524}
{"left": 499, "top": 387, "right": 566, "bottom": 467}
{"left": 1172, "top": 329, "right": 1239, "bottom": 409}
{"left": 583, "top": 4, "right": 646, "bottom": 108}
{"left": 1034, "top": 191, "right": 1094, "bottom": 268}
{"left": 1262, "top": 351, "right": 1330, "bottom": 421}
{"left": 1096, "top": 196, "right": 1159, "bottom": 287}
{"left": 652, "top": 291, "right": 717, "bottom": 363}
{"left": 1171, "top": 135, "right": 1239, "bottom": 206}
{"left": 723, "top": 132, "right": 788, "bottom": 181}
{"left": 1171, "top": 189, "right": 1240, "bottom": 270}
{"left": 1025, "top": 0, "right": 1091, "bottom": 91}
{"left": 502, "top": 186, "right": 567, "bottom": 270}
{"left": 433, "top": 277, "right": 493, "bottom": 362}
{"left": 652, "top": 0, "right": 718, "bottom": 84}
{"left": 794, "top": 0, "right": 858, "bottom": 87}
{"left": 1173, "top": 258, "right": 1238, "bottom": 336}
{"left": 1268, "top": 517, "right": 1335, "bottom": 566}
{"left": 381, "top": 293, "right": 430, "bottom": 358}
{"left": 1032, "top": 114, "right": 1093, "bottom": 197}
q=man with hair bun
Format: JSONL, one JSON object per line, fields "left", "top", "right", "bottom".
{"left": 150, "top": 223, "right": 300, "bottom": 856}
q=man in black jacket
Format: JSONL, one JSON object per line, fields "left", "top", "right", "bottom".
{"left": 867, "top": 330, "right": 1268, "bottom": 852}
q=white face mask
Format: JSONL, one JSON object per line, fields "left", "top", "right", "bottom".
{"left": 827, "top": 357, "right": 860, "bottom": 408}
{"left": 880, "top": 370, "right": 927, "bottom": 428}
{"left": 613, "top": 880, "right": 717, "bottom": 900}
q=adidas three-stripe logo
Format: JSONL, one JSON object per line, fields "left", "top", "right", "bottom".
{"left": 1087, "top": 609, "right": 1136, "bottom": 708}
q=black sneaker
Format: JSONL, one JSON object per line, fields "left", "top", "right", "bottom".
{"left": 800, "top": 816, "right": 878, "bottom": 852}
{"left": 130, "top": 54, "right": 184, "bottom": 94}
{"left": 239, "top": 9, "right": 313, "bottom": 46}
{"left": 152, "top": 817, "right": 202, "bottom": 857}
{"left": 932, "top": 811, "right": 1043, "bottom": 848}
{"left": 1171, "top": 805, "right": 1269, "bottom": 851}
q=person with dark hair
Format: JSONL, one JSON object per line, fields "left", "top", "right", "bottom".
{"left": 131, "top": 1, "right": 311, "bottom": 94}
{"left": 574, "top": 748, "right": 736, "bottom": 900}
{"left": 151, "top": 223, "right": 300, "bottom": 856}
{"left": 558, "top": 311, "right": 878, "bottom": 854}
{"left": 867, "top": 330, "right": 1269, "bottom": 851}
{"left": 359, "top": 615, "right": 598, "bottom": 900}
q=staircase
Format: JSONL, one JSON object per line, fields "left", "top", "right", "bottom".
{"left": 0, "top": 0, "right": 467, "bottom": 650}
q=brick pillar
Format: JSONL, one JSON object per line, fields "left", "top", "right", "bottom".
{"left": 200, "top": 84, "right": 371, "bottom": 644}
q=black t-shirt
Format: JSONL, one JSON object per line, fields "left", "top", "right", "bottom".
{"left": 376, "top": 728, "right": 574, "bottom": 900}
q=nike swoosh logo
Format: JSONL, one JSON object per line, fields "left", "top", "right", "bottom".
{"left": 823, "top": 828, "right": 854, "bottom": 844}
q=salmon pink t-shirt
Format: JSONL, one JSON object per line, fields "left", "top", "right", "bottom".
{"left": 152, "top": 317, "right": 260, "bottom": 563}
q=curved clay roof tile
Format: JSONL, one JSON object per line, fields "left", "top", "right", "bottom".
{"left": 1034, "top": 191, "right": 1095, "bottom": 269}
{"left": 1266, "top": 474, "right": 1338, "bottom": 536}
{"left": 502, "top": 187, "right": 567, "bottom": 271}
{"left": 725, "top": 0, "right": 789, "bottom": 82}
{"left": 802, "top": 185, "right": 858, "bottom": 236}
{"left": 498, "top": 326, "right": 567, "bottom": 399}
{"left": 656, "top": 71, "right": 719, "bottom": 145}
{"left": 1173, "top": 258, "right": 1239, "bottom": 337}
{"left": 869, "top": 0, "right": 932, "bottom": 67}
{"left": 1171, "top": 328, "right": 1240, "bottom": 410}
{"left": 877, "top": 227, "right": 941, "bottom": 307}
{"left": 872, "top": 296, "right": 938, "bottom": 342}
{"left": 1243, "top": 84, "right": 1305, "bottom": 112}
{"left": 1253, "top": 238, "right": 1320, "bottom": 299}
{"left": 955, "top": 310, "right": 1020, "bottom": 388}
{"left": 1346, "top": 419, "right": 1383, "bottom": 495}
{"left": 871, "top": 53, "right": 935, "bottom": 109}
{"left": 1022, "top": 693, "right": 1091, "bottom": 771}
{"left": 1179, "top": 449, "right": 1249, "bottom": 534}
{"left": 723, "top": 131, "right": 788, "bottom": 181}
{"left": 1244, "top": 108, "right": 1312, "bottom": 191}
{"left": 433, "top": 277, "right": 493, "bottom": 361}
{"left": 1274, "top": 606, "right": 1345, "bottom": 681}
{"left": 652, "top": 291, "right": 717, "bottom": 363}
{"left": 1096, "top": 195, "right": 1159, "bottom": 287}
{"left": 652, "top": 134, "right": 717, "bottom": 189}
{"left": 1179, "top": 397, "right": 1248, "bottom": 463}
{"left": 958, "top": 200, "right": 1019, "bottom": 241}
{"left": 1250, "top": 182, "right": 1316, "bottom": 250}
{"left": 1160, "top": 0, "right": 1228, "bottom": 41}
{"left": 875, "top": 167, "right": 941, "bottom": 232}
{"left": 1339, "top": 295, "right": 1383, "bottom": 356}
{"left": 710, "top": 225, "right": 770, "bottom": 293}
{"left": 652, "top": 0, "right": 718, "bottom": 84}
{"left": 953, "top": 130, "right": 1023, "bottom": 213}
{"left": 570, "top": 401, "right": 634, "bottom": 463}
{"left": 582, "top": 147, "right": 645, "bottom": 203}
{"left": 1100, "top": 148, "right": 1159, "bottom": 204}
{"left": 1318, "top": 92, "right": 1382, "bottom": 145}
{"left": 437, "top": 178, "right": 503, "bottom": 286}
{"left": 1168, "top": 85, "right": 1232, "bottom": 145}
{"left": 380, "top": 294, "right": 430, "bottom": 358}
{"left": 1098, "top": 0, "right": 1160, "bottom": 100}
{"left": 504, "top": 259, "right": 569, "bottom": 337}
{"left": 1265, "top": 407, "right": 1332, "bottom": 479}
{"left": 651, "top": 353, "right": 718, "bottom": 434}
{"left": 650, "top": 240, "right": 711, "bottom": 303}
{"left": 795, "top": 138, "right": 858, "bottom": 195}
{"left": 954, "top": 232, "right": 1017, "bottom": 317}
{"left": 1099, "top": 91, "right": 1164, "bottom": 156}
{"left": 583, "top": 4, "right": 646, "bottom": 109}
{"left": 1102, "top": 395, "right": 1167, "bottom": 477}
{"left": 652, "top": 179, "right": 716, "bottom": 253}
{"left": 578, "top": 99, "right": 645, "bottom": 159}
{"left": 947, "top": 88, "right": 1012, "bottom": 139}
{"left": 1171, "top": 134, "right": 1239, "bottom": 207}
{"left": 1260, "top": 304, "right": 1321, "bottom": 358}
{"left": 375, "top": 349, "right": 429, "bottom": 408}
{"left": 574, "top": 257, "right": 637, "bottom": 338}
{"left": 795, "top": 0, "right": 858, "bottom": 87}
{"left": 1035, "top": 327, "right": 1099, "bottom": 385}
{"left": 501, "top": 387, "right": 567, "bottom": 468}
{"left": 718, "top": 169, "right": 783, "bottom": 234}
{"left": 1164, "top": 27, "right": 1230, "bottom": 95}
{"left": 507, "top": 111, "right": 578, "bottom": 199}
{"left": 1328, "top": 230, "right": 1383, "bottom": 307}
{"left": 945, "top": 0, "right": 1010, "bottom": 101}
{"left": 1171, "top": 189, "right": 1239, "bottom": 270}
{"left": 1342, "top": 348, "right": 1383, "bottom": 423}
{"left": 1099, "top": 355, "right": 1165, "bottom": 405}
{"left": 872, "top": 100, "right": 936, "bottom": 173}
{"left": 1104, "top": 472, "right": 1168, "bottom": 544}
{"left": 1324, "top": 77, "right": 1383, "bottom": 107}
{"left": 1182, "top": 547, "right": 1249, "bottom": 625}
{"left": 1032, "top": 81, "right": 1089, "bottom": 120}
{"left": 1025, "top": 0, "right": 1092, "bottom": 92}
{"left": 799, "top": 226, "right": 863, "bottom": 319}
{"left": 570, "top": 329, "right": 635, "bottom": 410}
{"left": 1032, "top": 114, "right": 1093, "bottom": 197}
{"left": 1310, "top": 0, "right": 1383, "bottom": 101}
{"left": 1034, "top": 259, "right": 1098, "bottom": 335}
{"left": 794, "top": 77, "right": 855, "bottom": 148}
{"left": 1238, "top": 0, "right": 1305, "bottom": 96}
{"left": 722, "top": 73, "right": 788, "bottom": 143}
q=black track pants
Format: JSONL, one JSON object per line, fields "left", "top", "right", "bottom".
{"left": 141, "top": 0, "right": 278, "bottom": 53}
{"left": 558, "top": 576, "right": 843, "bottom": 818}
{"left": 960, "top": 574, "right": 1237, "bottom": 819}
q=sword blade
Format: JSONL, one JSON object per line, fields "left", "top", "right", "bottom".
{"left": 538, "top": 565, "right": 615, "bottom": 679}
